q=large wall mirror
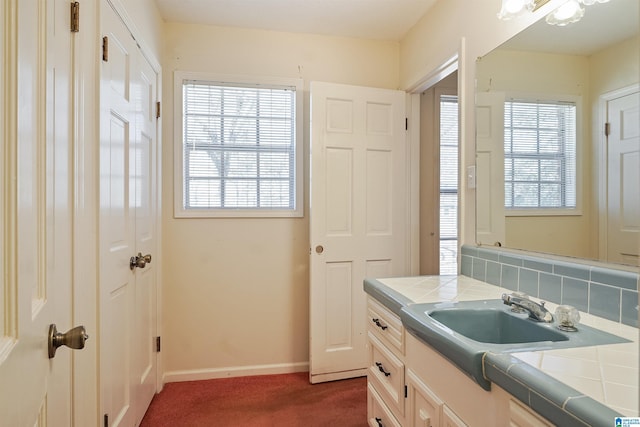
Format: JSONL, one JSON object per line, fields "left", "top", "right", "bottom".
{"left": 475, "top": 0, "right": 639, "bottom": 266}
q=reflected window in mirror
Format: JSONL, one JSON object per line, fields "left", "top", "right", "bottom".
{"left": 504, "top": 98, "right": 577, "bottom": 212}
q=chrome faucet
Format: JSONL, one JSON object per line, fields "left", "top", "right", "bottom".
{"left": 502, "top": 293, "right": 554, "bottom": 323}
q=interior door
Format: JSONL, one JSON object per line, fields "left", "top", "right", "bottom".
{"left": 309, "top": 81, "right": 408, "bottom": 383}
{"left": 100, "top": 1, "right": 159, "bottom": 425}
{"left": 0, "top": 0, "right": 75, "bottom": 425}
{"left": 607, "top": 89, "right": 640, "bottom": 265}
{"left": 131, "top": 43, "right": 159, "bottom": 422}
{"left": 475, "top": 92, "right": 506, "bottom": 248}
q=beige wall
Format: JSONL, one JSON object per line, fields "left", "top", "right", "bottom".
{"left": 160, "top": 22, "right": 399, "bottom": 378}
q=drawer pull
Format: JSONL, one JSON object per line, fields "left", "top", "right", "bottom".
{"left": 375, "top": 362, "right": 391, "bottom": 377}
{"left": 375, "top": 417, "right": 384, "bottom": 427}
{"left": 372, "top": 318, "right": 388, "bottom": 330}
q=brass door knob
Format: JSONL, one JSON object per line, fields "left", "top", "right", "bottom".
{"left": 130, "top": 252, "right": 152, "bottom": 270}
{"left": 48, "top": 324, "right": 89, "bottom": 358}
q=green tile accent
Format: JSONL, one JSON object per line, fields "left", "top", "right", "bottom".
{"left": 562, "top": 278, "right": 589, "bottom": 312}
{"left": 591, "top": 267, "right": 638, "bottom": 291}
{"left": 588, "top": 283, "right": 621, "bottom": 322}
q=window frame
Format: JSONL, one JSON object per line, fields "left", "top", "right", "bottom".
{"left": 503, "top": 93, "right": 583, "bottom": 217}
{"left": 173, "top": 71, "right": 304, "bottom": 218}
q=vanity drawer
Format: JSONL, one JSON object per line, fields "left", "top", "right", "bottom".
{"left": 367, "top": 297, "right": 405, "bottom": 355}
{"left": 368, "top": 332, "right": 405, "bottom": 418}
{"left": 368, "top": 382, "right": 402, "bottom": 427}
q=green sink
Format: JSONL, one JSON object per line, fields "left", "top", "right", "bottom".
{"left": 428, "top": 308, "right": 568, "bottom": 344}
{"left": 400, "top": 299, "right": 631, "bottom": 390}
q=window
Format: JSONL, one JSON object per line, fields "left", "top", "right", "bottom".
{"left": 174, "top": 72, "right": 303, "bottom": 217}
{"left": 439, "top": 94, "right": 458, "bottom": 275}
{"left": 504, "top": 99, "right": 577, "bottom": 211}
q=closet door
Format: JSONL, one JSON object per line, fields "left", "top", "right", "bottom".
{"left": 99, "top": 1, "right": 159, "bottom": 425}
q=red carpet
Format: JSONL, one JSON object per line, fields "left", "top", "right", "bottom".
{"left": 140, "top": 372, "right": 368, "bottom": 427}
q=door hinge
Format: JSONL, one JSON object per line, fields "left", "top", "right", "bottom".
{"left": 70, "top": 2, "right": 80, "bottom": 33}
{"left": 156, "top": 101, "right": 161, "bottom": 119}
{"left": 405, "top": 117, "right": 408, "bottom": 130}
{"left": 103, "top": 414, "right": 109, "bottom": 427}
{"left": 102, "top": 36, "right": 109, "bottom": 62}
{"left": 156, "top": 336, "right": 161, "bottom": 352}
{"left": 604, "top": 122, "right": 611, "bottom": 136}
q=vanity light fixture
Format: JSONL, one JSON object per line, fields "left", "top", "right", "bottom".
{"left": 498, "top": 0, "right": 610, "bottom": 26}
{"left": 546, "top": 0, "right": 610, "bottom": 26}
{"left": 497, "top": 0, "right": 536, "bottom": 20}
{"left": 546, "top": 0, "right": 585, "bottom": 25}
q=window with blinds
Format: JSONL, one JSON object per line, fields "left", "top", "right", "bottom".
{"left": 178, "top": 78, "right": 301, "bottom": 216}
{"left": 504, "top": 100, "right": 577, "bottom": 210}
{"left": 439, "top": 94, "right": 458, "bottom": 275}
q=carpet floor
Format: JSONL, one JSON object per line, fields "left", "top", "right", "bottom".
{"left": 140, "top": 372, "right": 368, "bottom": 427}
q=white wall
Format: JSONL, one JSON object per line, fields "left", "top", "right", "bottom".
{"left": 160, "top": 22, "right": 399, "bottom": 379}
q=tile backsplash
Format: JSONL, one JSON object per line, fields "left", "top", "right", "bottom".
{"left": 460, "top": 245, "right": 639, "bottom": 327}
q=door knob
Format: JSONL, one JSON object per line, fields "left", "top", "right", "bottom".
{"left": 48, "top": 324, "right": 89, "bottom": 358}
{"left": 130, "top": 252, "right": 152, "bottom": 270}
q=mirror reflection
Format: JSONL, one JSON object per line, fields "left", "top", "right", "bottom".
{"left": 475, "top": 0, "right": 639, "bottom": 265}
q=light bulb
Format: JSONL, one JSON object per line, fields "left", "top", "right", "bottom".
{"left": 546, "top": 0, "right": 585, "bottom": 26}
{"left": 497, "top": 0, "right": 535, "bottom": 20}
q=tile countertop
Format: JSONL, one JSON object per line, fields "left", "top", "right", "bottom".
{"left": 371, "top": 275, "right": 639, "bottom": 418}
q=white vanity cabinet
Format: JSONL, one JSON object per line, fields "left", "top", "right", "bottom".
{"left": 406, "top": 369, "right": 443, "bottom": 427}
{"left": 367, "top": 297, "right": 406, "bottom": 426}
{"left": 367, "top": 298, "right": 555, "bottom": 427}
{"left": 367, "top": 298, "right": 470, "bottom": 427}
{"left": 494, "top": 387, "right": 554, "bottom": 427}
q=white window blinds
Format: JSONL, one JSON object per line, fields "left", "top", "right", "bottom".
{"left": 504, "top": 100, "right": 577, "bottom": 209}
{"left": 182, "top": 81, "right": 297, "bottom": 211}
{"left": 440, "top": 94, "right": 458, "bottom": 275}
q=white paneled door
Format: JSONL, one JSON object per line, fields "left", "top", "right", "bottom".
{"left": 309, "top": 82, "right": 409, "bottom": 383}
{"left": 99, "top": 1, "right": 159, "bottom": 425}
{"left": 0, "top": 0, "right": 76, "bottom": 425}
{"left": 607, "top": 89, "right": 640, "bottom": 265}
{"left": 475, "top": 92, "right": 506, "bottom": 248}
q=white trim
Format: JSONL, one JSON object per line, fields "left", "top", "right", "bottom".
{"left": 406, "top": 53, "right": 459, "bottom": 95}
{"left": 73, "top": 1, "right": 100, "bottom": 425}
{"left": 310, "top": 368, "right": 367, "bottom": 384}
{"left": 173, "top": 71, "right": 304, "bottom": 218}
{"left": 597, "top": 83, "right": 640, "bottom": 262}
{"left": 407, "top": 94, "right": 421, "bottom": 276}
{"left": 163, "top": 361, "right": 310, "bottom": 383}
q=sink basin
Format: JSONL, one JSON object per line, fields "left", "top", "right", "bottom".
{"left": 429, "top": 308, "right": 568, "bottom": 344}
{"left": 400, "top": 299, "right": 631, "bottom": 390}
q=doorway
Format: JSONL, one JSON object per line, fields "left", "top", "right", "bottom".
{"left": 419, "top": 71, "right": 460, "bottom": 275}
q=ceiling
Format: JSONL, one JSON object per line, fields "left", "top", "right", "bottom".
{"left": 154, "top": 0, "right": 438, "bottom": 41}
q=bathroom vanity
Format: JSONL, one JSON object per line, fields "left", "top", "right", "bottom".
{"left": 365, "top": 275, "right": 638, "bottom": 427}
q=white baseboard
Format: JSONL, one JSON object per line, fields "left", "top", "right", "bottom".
{"left": 310, "top": 368, "right": 367, "bottom": 384}
{"left": 162, "top": 361, "right": 310, "bottom": 384}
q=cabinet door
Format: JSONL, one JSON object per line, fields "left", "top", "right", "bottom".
{"left": 368, "top": 332, "right": 405, "bottom": 417}
{"left": 442, "top": 405, "right": 467, "bottom": 427}
{"left": 509, "top": 399, "right": 553, "bottom": 427}
{"left": 368, "top": 382, "right": 403, "bottom": 427}
{"left": 407, "top": 370, "right": 442, "bottom": 427}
